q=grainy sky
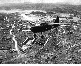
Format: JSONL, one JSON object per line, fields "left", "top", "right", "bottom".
{"left": 0, "top": 0, "right": 81, "bottom": 5}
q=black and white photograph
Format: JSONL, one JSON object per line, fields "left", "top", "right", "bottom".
{"left": 0, "top": 0, "right": 81, "bottom": 64}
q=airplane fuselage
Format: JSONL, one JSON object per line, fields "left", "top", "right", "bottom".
{"left": 30, "top": 24, "right": 59, "bottom": 33}
{"left": 30, "top": 16, "right": 60, "bottom": 33}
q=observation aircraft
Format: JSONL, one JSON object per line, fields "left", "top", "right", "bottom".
{"left": 30, "top": 16, "right": 60, "bottom": 33}
{"left": 21, "top": 16, "right": 69, "bottom": 50}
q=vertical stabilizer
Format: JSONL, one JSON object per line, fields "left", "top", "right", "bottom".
{"left": 54, "top": 16, "right": 59, "bottom": 23}
{"left": 51, "top": 16, "right": 60, "bottom": 28}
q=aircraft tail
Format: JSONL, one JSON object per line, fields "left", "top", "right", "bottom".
{"left": 52, "top": 16, "right": 70, "bottom": 28}
{"left": 54, "top": 16, "right": 59, "bottom": 23}
{"left": 52, "top": 16, "right": 60, "bottom": 28}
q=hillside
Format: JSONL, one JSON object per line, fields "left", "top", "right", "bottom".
{"left": 0, "top": 3, "right": 81, "bottom": 15}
